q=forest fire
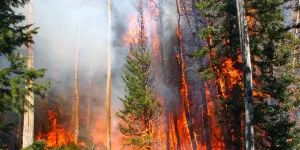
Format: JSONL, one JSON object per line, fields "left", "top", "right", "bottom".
{"left": 36, "top": 1, "right": 267, "bottom": 150}
{"left": 1, "top": 0, "right": 297, "bottom": 149}
{"left": 218, "top": 56, "right": 243, "bottom": 98}
{"left": 123, "top": 15, "right": 138, "bottom": 46}
{"left": 123, "top": 0, "right": 160, "bottom": 58}
{"left": 36, "top": 109, "right": 74, "bottom": 148}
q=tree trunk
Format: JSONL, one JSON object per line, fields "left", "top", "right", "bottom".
{"left": 179, "top": 0, "right": 193, "bottom": 35}
{"left": 176, "top": 0, "right": 197, "bottom": 149}
{"left": 236, "top": 0, "right": 254, "bottom": 149}
{"left": 87, "top": 64, "right": 92, "bottom": 133}
{"left": 22, "top": 1, "right": 34, "bottom": 148}
{"left": 173, "top": 109, "right": 181, "bottom": 150}
{"left": 106, "top": 0, "right": 112, "bottom": 149}
{"left": 233, "top": 110, "right": 242, "bottom": 149}
{"left": 191, "top": 1, "right": 212, "bottom": 149}
{"left": 200, "top": 80, "right": 211, "bottom": 150}
{"left": 74, "top": 22, "right": 81, "bottom": 144}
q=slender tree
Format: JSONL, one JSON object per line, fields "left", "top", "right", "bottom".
{"left": 87, "top": 64, "right": 92, "bottom": 133}
{"left": 74, "top": 21, "right": 81, "bottom": 144}
{"left": 236, "top": 0, "right": 254, "bottom": 149}
{"left": 22, "top": 1, "right": 35, "bottom": 148}
{"left": 117, "top": 3, "right": 161, "bottom": 149}
{"left": 106, "top": 0, "right": 112, "bottom": 149}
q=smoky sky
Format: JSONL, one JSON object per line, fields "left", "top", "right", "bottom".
{"left": 17, "top": 0, "right": 140, "bottom": 148}
{"left": 24, "top": 0, "right": 142, "bottom": 108}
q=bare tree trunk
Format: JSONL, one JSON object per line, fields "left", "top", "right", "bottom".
{"left": 106, "top": 0, "right": 112, "bottom": 149}
{"left": 87, "top": 64, "right": 92, "bottom": 133}
{"left": 236, "top": 0, "right": 254, "bottom": 149}
{"left": 22, "top": 1, "right": 34, "bottom": 148}
{"left": 74, "top": 23, "right": 81, "bottom": 144}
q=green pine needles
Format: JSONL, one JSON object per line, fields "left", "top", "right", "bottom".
{"left": 117, "top": 3, "right": 161, "bottom": 150}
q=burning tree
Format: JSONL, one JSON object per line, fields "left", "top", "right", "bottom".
{"left": 117, "top": 2, "right": 162, "bottom": 149}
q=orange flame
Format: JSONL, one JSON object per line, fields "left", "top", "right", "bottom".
{"left": 37, "top": 109, "right": 74, "bottom": 148}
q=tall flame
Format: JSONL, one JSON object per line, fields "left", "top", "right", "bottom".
{"left": 36, "top": 109, "right": 74, "bottom": 148}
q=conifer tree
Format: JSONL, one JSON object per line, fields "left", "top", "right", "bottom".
{"left": 0, "top": 0, "right": 50, "bottom": 148}
{"left": 117, "top": 3, "right": 161, "bottom": 149}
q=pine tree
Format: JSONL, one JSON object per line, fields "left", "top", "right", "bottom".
{"left": 0, "top": 0, "right": 50, "bottom": 148}
{"left": 117, "top": 3, "right": 161, "bottom": 149}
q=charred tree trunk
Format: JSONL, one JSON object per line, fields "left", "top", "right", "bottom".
{"left": 236, "top": 0, "right": 254, "bottom": 149}
{"left": 165, "top": 109, "right": 170, "bottom": 150}
{"left": 200, "top": 80, "right": 211, "bottom": 150}
{"left": 22, "top": 2, "right": 34, "bottom": 148}
{"left": 176, "top": 0, "right": 197, "bottom": 149}
{"left": 74, "top": 22, "right": 81, "bottom": 144}
{"left": 179, "top": 0, "right": 193, "bottom": 34}
{"left": 233, "top": 109, "right": 242, "bottom": 149}
{"left": 191, "top": 1, "right": 212, "bottom": 149}
{"left": 173, "top": 109, "right": 181, "bottom": 150}
{"left": 183, "top": 102, "right": 197, "bottom": 150}
{"left": 106, "top": 0, "right": 112, "bottom": 149}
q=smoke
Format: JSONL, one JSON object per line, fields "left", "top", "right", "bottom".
{"left": 18, "top": 0, "right": 138, "bottom": 148}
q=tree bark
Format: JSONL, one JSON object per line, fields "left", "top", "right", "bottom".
{"left": 176, "top": 0, "right": 197, "bottom": 149}
{"left": 22, "top": 1, "right": 34, "bottom": 148}
{"left": 106, "top": 0, "right": 112, "bottom": 149}
{"left": 191, "top": 0, "right": 212, "bottom": 149}
{"left": 236, "top": 0, "right": 254, "bottom": 149}
{"left": 179, "top": 0, "right": 193, "bottom": 35}
{"left": 74, "top": 22, "right": 81, "bottom": 144}
{"left": 87, "top": 64, "right": 92, "bottom": 133}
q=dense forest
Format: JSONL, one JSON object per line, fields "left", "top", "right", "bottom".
{"left": 0, "top": 0, "right": 300, "bottom": 149}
